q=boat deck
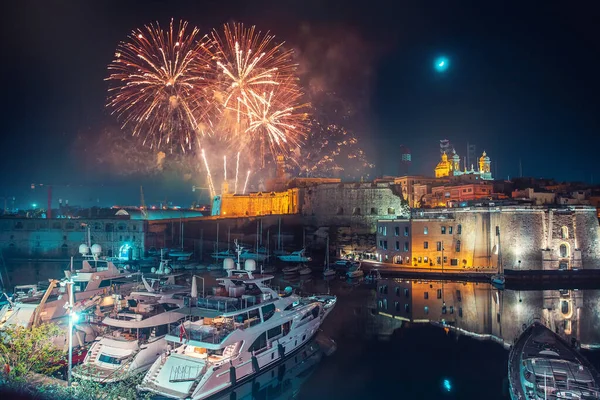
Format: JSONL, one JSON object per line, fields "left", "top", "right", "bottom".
{"left": 509, "top": 322, "right": 600, "bottom": 399}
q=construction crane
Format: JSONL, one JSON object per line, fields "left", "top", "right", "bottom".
{"left": 31, "top": 279, "right": 60, "bottom": 327}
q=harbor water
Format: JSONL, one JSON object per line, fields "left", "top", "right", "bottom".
{"left": 3, "top": 261, "right": 600, "bottom": 399}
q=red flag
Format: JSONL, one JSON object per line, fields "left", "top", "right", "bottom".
{"left": 179, "top": 323, "right": 186, "bottom": 343}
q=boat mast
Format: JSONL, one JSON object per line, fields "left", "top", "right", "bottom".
{"left": 278, "top": 217, "right": 281, "bottom": 251}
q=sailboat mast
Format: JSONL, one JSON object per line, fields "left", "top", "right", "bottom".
{"left": 278, "top": 217, "right": 281, "bottom": 251}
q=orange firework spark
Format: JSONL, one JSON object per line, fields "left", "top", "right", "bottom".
{"left": 240, "top": 86, "right": 308, "bottom": 161}
{"left": 211, "top": 23, "right": 299, "bottom": 133}
{"left": 106, "top": 19, "right": 214, "bottom": 152}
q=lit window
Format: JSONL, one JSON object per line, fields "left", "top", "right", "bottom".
{"left": 441, "top": 226, "right": 446, "bottom": 234}
{"left": 424, "top": 226, "right": 428, "bottom": 235}
{"left": 449, "top": 226, "right": 453, "bottom": 234}
{"left": 404, "top": 226, "right": 409, "bottom": 236}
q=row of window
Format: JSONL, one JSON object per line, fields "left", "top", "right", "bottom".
{"left": 377, "top": 226, "right": 410, "bottom": 236}
{"left": 377, "top": 299, "right": 463, "bottom": 317}
{"left": 340, "top": 207, "right": 397, "bottom": 215}
{"left": 378, "top": 287, "right": 463, "bottom": 301}
{"left": 413, "top": 256, "right": 460, "bottom": 266}
{"left": 10, "top": 221, "right": 139, "bottom": 231}
{"left": 378, "top": 240, "right": 409, "bottom": 252}
{"left": 423, "top": 240, "right": 461, "bottom": 252}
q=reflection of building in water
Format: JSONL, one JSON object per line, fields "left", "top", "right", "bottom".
{"left": 374, "top": 279, "right": 600, "bottom": 347}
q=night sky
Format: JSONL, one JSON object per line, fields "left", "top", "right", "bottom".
{"left": 2, "top": 0, "right": 599, "bottom": 206}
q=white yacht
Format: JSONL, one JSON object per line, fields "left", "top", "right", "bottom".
{"left": 72, "top": 290, "right": 187, "bottom": 382}
{"left": 138, "top": 263, "right": 336, "bottom": 399}
{"left": 0, "top": 255, "right": 139, "bottom": 329}
{"left": 277, "top": 249, "right": 312, "bottom": 263}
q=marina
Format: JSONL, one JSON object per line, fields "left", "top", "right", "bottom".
{"left": 2, "top": 255, "right": 600, "bottom": 399}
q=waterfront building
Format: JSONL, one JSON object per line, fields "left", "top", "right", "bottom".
{"left": 375, "top": 219, "right": 411, "bottom": 264}
{"left": 374, "top": 279, "right": 600, "bottom": 347}
{"left": 376, "top": 205, "right": 600, "bottom": 271}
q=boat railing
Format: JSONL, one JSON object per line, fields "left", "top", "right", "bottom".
{"left": 168, "top": 363, "right": 206, "bottom": 383}
{"left": 170, "top": 323, "right": 236, "bottom": 345}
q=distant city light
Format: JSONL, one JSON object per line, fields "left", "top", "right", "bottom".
{"left": 32, "top": 203, "right": 37, "bottom": 208}
{"left": 435, "top": 56, "right": 450, "bottom": 72}
{"left": 443, "top": 379, "right": 452, "bottom": 392}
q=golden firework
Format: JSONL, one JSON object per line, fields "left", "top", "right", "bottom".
{"left": 106, "top": 19, "right": 214, "bottom": 152}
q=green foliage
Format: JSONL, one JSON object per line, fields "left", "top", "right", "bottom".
{"left": 0, "top": 323, "right": 64, "bottom": 380}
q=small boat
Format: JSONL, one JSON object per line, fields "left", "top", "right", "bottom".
{"left": 211, "top": 250, "right": 235, "bottom": 260}
{"left": 239, "top": 247, "right": 270, "bottom": 262}
{"left": 365, "top": 269, "right": 382, "bottom": 284}
{"left": 282, "top": 265, "right": 300, "bottom": 274}
{"left": 323, "top": 235, "right": 336, "bottom": 277}
{"left": 299, "top": 266, "right": 312, "bottom": 276}
{"left": 169, "top": 250, "right": 193, "bottom": 261}
{"left": 346, "top": 264, "right": 364, "bottom": 279}
{"left": 207, "top": 263, "right": 223, "bottom": 271}
{"left": 278, "top": 249, "right": 312, "bottom": 263}
{"left": 508, "top": 321, "right": 600, "bottom": 399}
{"left": 491, "top": 273, "right": 505, "bottom": 287}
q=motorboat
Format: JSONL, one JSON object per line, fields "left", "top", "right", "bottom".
{"left": 491, "top": 273, "right": 505, "bottom": 288}
{"left": 138, "top": 264, "right": 336, "bottom": 400}
{"left": 332, "top": 260, "right": 357, "bottom": 270}
{"left": 508, "top": 321, "right": 600, "bottom": 399}
{"left": 1, "top": 257, "right": 140, "bottom": 329}
{"left": 365, "top": 269, "right": 382, "bottom": 284}
{"left": 323, "top": 266, "right": 336, "bottom": 278}
{"left": 207, "top": 264, "right": 223, "bottom": 271}
{"left": 346, "top": 264, "right": 364, "bottom": 279}
{"left": 282, "top": 265, "right": 300, "bottom": 274}
{"left": 169, "top": 250, "right": 194, "bottom": 261}
{"left": 211, "top": 250, "right": 235, "bottom": 260}
{"left": 239, "top": 248, "right": 269, "bottom": 262}
{"left": 72, "top": 292, "right": 187, "bottom": 382}
{"left": 277, "top": 249, "right": 312, "bottom": 263}
{"left": 299, "top": 266, "right": 312, "bottom": 276}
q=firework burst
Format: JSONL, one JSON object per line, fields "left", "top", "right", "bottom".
{"left": 106, "top": 19, "right": 214, "bottom": 152}
{"left": 211, "top": 23, "right": 297, "bottom": 127}
{"left": 239, "top": 86, "right": 307, "bottom": 163}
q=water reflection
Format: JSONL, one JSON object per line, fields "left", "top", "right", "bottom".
{"left": 373, "top": 279, "right": 600, "bottom": 348}
{"left": 210, "top": 334, "right": 335, "bottom": 400}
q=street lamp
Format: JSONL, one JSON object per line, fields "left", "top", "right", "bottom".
{"left": 66, "top": 280, "right": 79, "bottom": 387}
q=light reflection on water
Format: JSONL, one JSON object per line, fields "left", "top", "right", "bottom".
{"left": 4, "top": 262, "right": 600, "bottom": 399}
